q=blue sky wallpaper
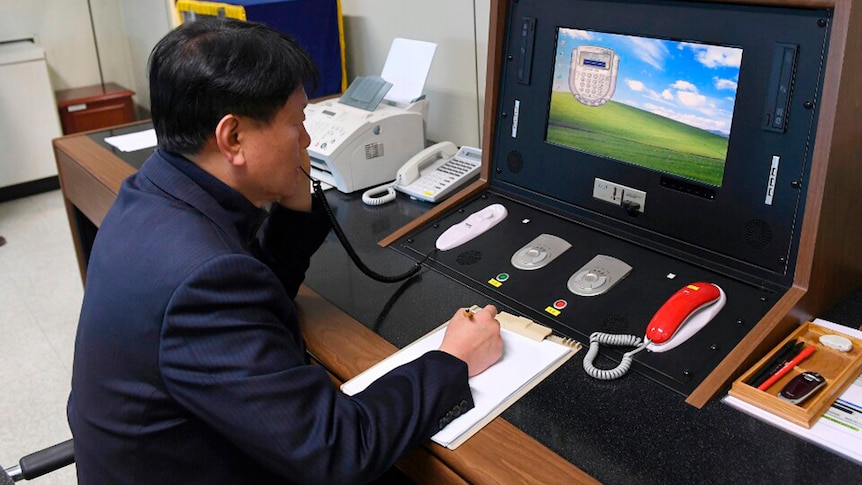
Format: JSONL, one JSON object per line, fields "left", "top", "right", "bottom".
{"left": 551, "top": 28, "right": 743, "bottom": 137}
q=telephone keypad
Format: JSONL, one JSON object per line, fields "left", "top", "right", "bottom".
{"left": 575, "top": 71, "right": 611, "bottom": 101}
{"left": 396, "top": 146, "right": 482, "bottom": 203}
{"left": 405, "top": 154, "right": 481, "bottom": 199}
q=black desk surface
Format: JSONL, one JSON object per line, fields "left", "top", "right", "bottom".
{"left": 94, "top": 127, "right": 860, "bottom": 483}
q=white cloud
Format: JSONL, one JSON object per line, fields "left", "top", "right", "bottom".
{"left": 677, "top": 90, "right": 707, "bottom": 108}
{"left": 684, "top": 44, "right": 742, "bottom": 68}
{"left": 714, "top": 77, "right": 738, "bottom": 90}
{"left": 642, "top": 102, "right": 731, "bottom": 133}
{"left": 642, "top": 87, "right": 670, "bottom": 104}
{"left": 565, "top": 29, "right": 595, "bottom": 41}
{"left": 662, "top": 89, "right": 674, "bottom": 101}
{"left": 671, "top": 80, "right": 698, "bottom": 92}
{"left": 626, "top": 79, "right": 645, "bottom": 91}
{"left": 627, "top": 37, "right": 670, "bottom": 70}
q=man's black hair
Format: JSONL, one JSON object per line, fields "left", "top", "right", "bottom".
{"left": 148, "top": 18, "right": 318, "bottom": 154}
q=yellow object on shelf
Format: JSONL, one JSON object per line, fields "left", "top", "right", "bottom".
{"left": 176, "top": 0, "right": 247, "bottom": 22}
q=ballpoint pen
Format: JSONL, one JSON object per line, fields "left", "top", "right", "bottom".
{"left": 757, "top": 345, "right": 816, "bottom": 391}
{"left": 747, "top": 339, "right": 799, "bottom": 387}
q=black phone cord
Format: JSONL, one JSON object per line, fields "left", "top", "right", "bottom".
{"left": 301, "top": 168, "right": 431, "bottom": 283}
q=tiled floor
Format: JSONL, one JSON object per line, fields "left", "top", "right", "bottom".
{"left": 0, "top": 189, "right": 82, "bottom": 483}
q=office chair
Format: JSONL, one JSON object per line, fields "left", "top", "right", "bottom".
{"left": 1, "top": 439, "right": 74, "bottom": 483}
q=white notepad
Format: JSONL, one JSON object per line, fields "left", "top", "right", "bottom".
{"left": 104, "top": 128, "right": 157, "bottom": 152}
{"left": 341, "top": 310, "right": 581, "bottom": 449}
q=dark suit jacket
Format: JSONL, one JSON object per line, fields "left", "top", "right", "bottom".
{"left": 68, "top": 149, "right": 473, "bottom": 484}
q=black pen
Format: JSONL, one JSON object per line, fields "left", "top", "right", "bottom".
{"left": 746, "top": 339, "right": 794, "bottom": 386}
{"left": 751, "top": 340, "right": 805, "bottom": 388}
{"left": 747, "top": 339, "right": 797, "bottom": 387}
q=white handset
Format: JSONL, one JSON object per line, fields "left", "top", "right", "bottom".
{"left": 362, "top": 142, "right": 481, "bottom": 205}
{"left": 395, "top": 141, "right": 458, "bottom": 186}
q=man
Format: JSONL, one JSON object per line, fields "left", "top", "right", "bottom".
{"left": 68, "top": 18, "right": 502, "bottom": 484}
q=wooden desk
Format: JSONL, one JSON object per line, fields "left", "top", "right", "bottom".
{"left": 52, "top": 126, "right": 597, "bottom": 484}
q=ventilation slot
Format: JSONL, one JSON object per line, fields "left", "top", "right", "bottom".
{"left": 365, "top": 142, "right": 384, "bottom": 159}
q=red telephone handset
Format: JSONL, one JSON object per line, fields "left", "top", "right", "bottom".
{"left": 645, "top": 282, "right": 723, "bottom": 347}
{"left": 583, "top": 281, "right": 726, "bottom": 379}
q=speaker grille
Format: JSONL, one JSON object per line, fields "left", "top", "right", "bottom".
{"left": 507, "top": 150, "right": 524, "bottom": 173}
{"left": 364, "top": 142, "right": 384, "bottom": 159}
{"left": 743, "top": 219, "right": 772, "bottom": 250}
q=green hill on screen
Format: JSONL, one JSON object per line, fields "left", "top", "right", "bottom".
{"left": 547, "top": 91, "right": 728, "bottom": 186}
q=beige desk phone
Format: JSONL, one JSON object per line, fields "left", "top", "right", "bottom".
{"left": 362, "top": 141, "right": 482, "bottom": 205}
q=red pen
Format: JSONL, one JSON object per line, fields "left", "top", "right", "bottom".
{"left": 757, "top": 345, "right": 816, "bottom": 391}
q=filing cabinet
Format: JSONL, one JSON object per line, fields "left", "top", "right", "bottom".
{"left": 0, "top": 40, "right": 62, "bottom": 193}
{"left": 56, "top": 82, "right": 136, "bottom": 135}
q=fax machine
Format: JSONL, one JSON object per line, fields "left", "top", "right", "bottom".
{"left": 305, "top": 97, "right": 428, "bottom": 193}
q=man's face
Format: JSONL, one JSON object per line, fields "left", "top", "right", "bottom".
{"left": 236, "top": 87, "right": 311, "bottom": 206}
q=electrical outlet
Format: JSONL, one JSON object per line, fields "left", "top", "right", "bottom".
{"left": 593, "top": 178, "right": 622, "bottom": 205}
{"left": 593, "top": 178, "right": 646, "bottom": 213}
{"left": 621, "top": 186, "right": 646, "bottom": 213}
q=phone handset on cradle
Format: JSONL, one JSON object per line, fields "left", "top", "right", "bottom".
{"left": 362, "top": 141, "right": 479, "bottom": 206}
{"left": 582, "top": 282, "right": 726, "bottom": 380}
{"left": 397, "top": 141, "right": 458, "bottom": 188}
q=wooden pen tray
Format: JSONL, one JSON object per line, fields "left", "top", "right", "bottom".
{"left": 729, "top": 322, "right": 862, "bottom": 428}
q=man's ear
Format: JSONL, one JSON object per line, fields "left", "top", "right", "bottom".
{"left": 214, "top": 114, "right": 245, "bottom": 167}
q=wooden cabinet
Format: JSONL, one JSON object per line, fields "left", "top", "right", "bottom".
{"left": 55, "top": 82, "right": 136, "bottom": 135}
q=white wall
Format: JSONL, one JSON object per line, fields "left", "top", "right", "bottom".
{"left": 0, "top": 0, "right": 491, "bottom": 146}
{"left": 0, "top": 0, "right": 102, "bottom": 90}
{"left": 0, "top": 0, "right": 172, "bottom": 115}
{"left": 341, "top": 0, "right": 489, "bottom": 148}
{"left": 89, "top": 0, "right": 146, "bottom": 114}
{"left": 475, "top": 0, "right": 491, "bottom": 142}
{"left": 111, "top": 0, "right": 175, "bottom": 116}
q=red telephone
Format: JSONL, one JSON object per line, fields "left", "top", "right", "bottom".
{"left": 583, "top": 281, "right": 726, "bottom": 379}
{"left": 645, "top": 282, "right": 725, "bottom": 352}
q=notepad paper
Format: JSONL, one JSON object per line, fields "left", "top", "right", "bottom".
{"left": 341, "top": 312, "right": 580, "bottom": 449}
{"left": 104, "top": 129, "right": 157, "bottom": 152}
{"left": 380, "top": 38, "right": 437, "bottom": 105}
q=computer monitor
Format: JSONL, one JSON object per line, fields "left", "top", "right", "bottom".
{"left": 547, "top": 28, "right": 742, "bottom": 188}
{"left": 491, "top": 0, "right": 830, "bottom": 287}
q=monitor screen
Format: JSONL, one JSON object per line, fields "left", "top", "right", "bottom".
{"left": 546, "top": 28, "right": 743, "bottom": 187}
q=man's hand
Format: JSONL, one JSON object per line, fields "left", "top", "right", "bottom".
{"left": 439, "top": 305, "right": 503, "bottom": 377}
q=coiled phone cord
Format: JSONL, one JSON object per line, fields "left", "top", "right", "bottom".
{"left": 300, "top": 167, "right": 431, "bottom": 283}
{"left": 582, "top": 332, "right": 651, "bottom": 380}
{"left": 361, "top": 182, "right": 397, "bottom": 206}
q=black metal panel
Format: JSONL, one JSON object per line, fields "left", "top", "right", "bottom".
{"left": 394, "top": 191, "right": 778, "bottom": 396}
